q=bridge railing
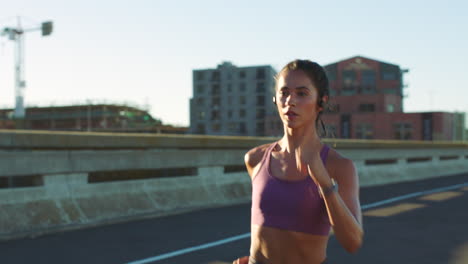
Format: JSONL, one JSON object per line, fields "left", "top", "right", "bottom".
{"left": 1, "top": 129, "right": 467, "bottom": 240}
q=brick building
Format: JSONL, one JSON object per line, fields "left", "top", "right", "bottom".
{"left": 266, "top": 56, "right": 465, "bottom": 141}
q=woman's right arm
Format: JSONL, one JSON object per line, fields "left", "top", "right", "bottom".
{"left": 233, "top": 256, "right": 250, "bottom": 264}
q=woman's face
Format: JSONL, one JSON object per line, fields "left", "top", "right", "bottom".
{"left": 275, "top": 69, "right": 321, "bottom": 129}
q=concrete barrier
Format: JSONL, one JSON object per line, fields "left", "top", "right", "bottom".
{"left": 0, "top": 130, "right": 467, "bottom": 240}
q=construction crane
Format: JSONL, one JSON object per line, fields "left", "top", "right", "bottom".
{"left": 1, "top": 17, "right": 53, "bottom": 120}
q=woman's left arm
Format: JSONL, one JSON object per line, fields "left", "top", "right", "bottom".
{"left": 308, "top": 157, "right": 364, "bottom": 253}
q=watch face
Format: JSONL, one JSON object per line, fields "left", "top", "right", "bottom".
{"left": 332, "top": 179, "right": 338, "bottom": 192}
{"left": 320, "top": 179, "right": 338, "bottom": 197}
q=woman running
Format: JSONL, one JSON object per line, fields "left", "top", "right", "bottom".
{"left": 234, "top": 59, "right": 363, "bottom": 264}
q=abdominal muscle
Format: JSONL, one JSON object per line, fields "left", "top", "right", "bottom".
{"left": 250, "top": 224, "right": 329, "bottom": 264}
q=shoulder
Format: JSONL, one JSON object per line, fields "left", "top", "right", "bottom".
{"left": 244, "top": 143, "right": 274, "bottom": 177}
{"left": 326, "top": 148, "right": 359, "bottom": 187}
{"left": 244, "top": 143, "right": 272, "bottom": 167}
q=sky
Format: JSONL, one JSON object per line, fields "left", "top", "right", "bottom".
{"left": 1, "top": 0, "right": 467, "bottom": 127}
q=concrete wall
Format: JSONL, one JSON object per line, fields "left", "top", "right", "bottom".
{"left": 1, "top": 129, "right": 467, "bottom": 240}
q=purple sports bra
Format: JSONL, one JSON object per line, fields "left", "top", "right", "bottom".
{"left": 251, "top": 142, "right": 331, "bottom": 236}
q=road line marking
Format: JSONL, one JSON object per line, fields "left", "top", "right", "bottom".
{"left": 126, "top": 233, "right": 250, "bottom": 264}
{"left": 361, "top": 182, "right": 468, "bottom": 210}
{"left": 127, "top": 182, "right": 468, "bottom": 264}
{"left": 419, "top": 191, "right": 463, "bottom": 201}
{"left": 363, "top": 203, "right": 426, "bottom": 217}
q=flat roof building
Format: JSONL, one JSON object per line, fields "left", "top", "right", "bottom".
{"left": 0, "top": 104, "right": 187, "bottom": 134}
{"left": 190, "top": 62, "right": 277, "bottom": 136}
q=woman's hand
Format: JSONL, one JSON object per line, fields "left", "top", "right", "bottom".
{"left": 232, "top": 256, "right": 249, "bottom": 264}
{"left": 294, "top": 140, "right": 331, "bottom": 187}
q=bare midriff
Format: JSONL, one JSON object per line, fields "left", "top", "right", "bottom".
{"left": 250, "top": 225, "right": 329, "bottom": 264}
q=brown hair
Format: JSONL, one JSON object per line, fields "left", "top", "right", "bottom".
{"left": 275, "top": 59, "right": 330, "bottom": 136}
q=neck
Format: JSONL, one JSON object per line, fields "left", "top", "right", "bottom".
{"left": 280, "top": 124, "right": 321, "bottom": 153}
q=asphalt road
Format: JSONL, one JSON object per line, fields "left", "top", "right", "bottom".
{"left": 1, "top": 173, "right": 467, "bottom": 264}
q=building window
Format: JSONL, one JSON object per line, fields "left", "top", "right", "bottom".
{"left": 342, "top": 70, "right": 357, "bottom": 95}
{"left": 256, "top": 82, "right": 265, "bottom": 92}
{"left": 211, "top": 110, "right": 220, "bottom": 120}
{"left": 239, "top": 83, "right": 246, "bottom": 92}
{"left": 198, "top": 111, "right": 205, "bottom": 120}
{"left": 383, "top": 88, "right": 398, "bottom": 94}
{"left": 362, "top": 70, "right": 376, "bottom": 94}
{"left": 362, "top": 86, "right": 376, "bottom": 94}
{"left": 196, "top": 124, "right": 205, "bottom": 134}
{"left": 212, "top": 97, "right": 220, "bottom": 106}
{"left": 228, "top": 96, "right": 233, "bottom": 105}
{"left": 387, "top": 104, "right": 395, "bottom": 112}
{"left": 380, "top": 63, "right": 399, "bottom": 80}
{"left": 257, "top": 95, "right": 265, "bottom": 106}
{"left": 227, "top": 83, "right": 232, "bottom": 92}
{"left": 394, "top": 123, "right": 412, "bottom": 140}
{"left": 382, "top": 73, "right": 396, "bottom": 80}
{"left": 256, "top": 122, "right": 265, "bottom": 136}
{"left": 356, "top": 123, "right": 373, "bottom": 139}
{"left": 359, "top": 104, "right": 375, "bottom": 112}
{"left": 228, "top": 122, "right": 237, "bottom": 132}
{"left": 211, "top": 71, "right": 220, "bottom": 81}
{"left": 239, "top": 122, "right": 247, "bottom": 134}
{"left": 239, "top": 70, "right": 246, "bottom": 79}
{"left": 196, "top": 85, "right": 205, "bottom": 94}
{"left": 195, "top": 71, "right": 204, "bottom": 81}
{"left": 211, "top": 123, "right": 221, "bottom": 132}
{"left": 240, "top": 96, "right": 246, "bottom": 105}
{"left": 343, "top": 70, "right": 356, "bottom": 84}
{"left": 256, "top": 108, "right": 265, "bottom": 119}
{"left": 212, "top": 84, "right": 220, "bottom": 95}
{"left": 343, "top": 87, "right": 355, "bottom": 95}
{"left": 228, "top": 110, "right": 233, "bottom": 119}
{"left": 196, "top": 98, "right": 204, "bottom": 105}
{"left": 362, "top": 70, "right": 376, "bottom": 83}
{"left": 256, "top": 68, "right": 266, "bottom": 80}
{"left": 239, "top": 109, "right": 246, "bottom": 118}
